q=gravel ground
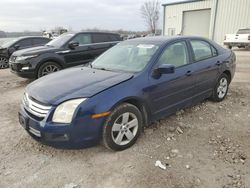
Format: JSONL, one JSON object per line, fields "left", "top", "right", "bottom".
{"left": 0, "top": 49, "right": 249, "bottom": 188}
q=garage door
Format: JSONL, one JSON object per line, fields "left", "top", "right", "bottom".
{"left": 182, "top": 9, "right": 211, "bottom": 38}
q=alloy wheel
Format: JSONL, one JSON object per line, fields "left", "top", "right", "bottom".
{"left": 217, "top": 77, "right": 228, "bottom": 99}
{"left": 41, "top": 64, "right": 60, "bottom": 76}
{"left": 0, "top": 57, "right": 9, "bottom": 69}
{"left": 111, "top": 112, "right": 139, "bottom": 146}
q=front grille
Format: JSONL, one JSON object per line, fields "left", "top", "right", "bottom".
{"left": 22, "top": 93, "right": 52, "bottom": 118}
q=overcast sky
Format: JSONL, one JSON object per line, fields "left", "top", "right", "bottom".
{"left": 0, "top": 0, "right": 181, "bottom": 32}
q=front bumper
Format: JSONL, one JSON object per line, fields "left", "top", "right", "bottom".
{"left": 223, "top": 42, "right": 250, "bottom": 47}
{"left": 9, "top": 57, "right": 37, "bottom": 79}
{"left": 10, "top": 68, "right": 36, "bottom": 78}
{"left": 19, "top": 104, "right": 104, "bottom": 147}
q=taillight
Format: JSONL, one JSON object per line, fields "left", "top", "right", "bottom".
{"left": 248, "top": 35, "right": 250, "bottom": 40}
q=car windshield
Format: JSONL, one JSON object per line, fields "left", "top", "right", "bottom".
{"left": 46, "top": 33, "right": 74, "bottom": 47}
{"left": 237, "top": 29, "right": 250, "bottom": 34}
{"left": 91, "top": 43, "right": 159, "bottom": 72}
{"left": 0, "top": 38, "right": 19, "bottom": 48}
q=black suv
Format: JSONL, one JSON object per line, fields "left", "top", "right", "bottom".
{"left": 0, "top": 36, "right": 50, "bottom": 69}
{"left": 9, "top": 32, "right": 122, "bottom": 78}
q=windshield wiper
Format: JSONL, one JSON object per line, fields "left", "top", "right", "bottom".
{"left": 96, "top": 67, "right": 107, "bottom": 71}
{"left": 92, "top": 66, "right": 112, "bottom": 71}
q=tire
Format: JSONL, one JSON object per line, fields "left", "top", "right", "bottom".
{"left": 210, "top": 73, "right": 229, "bottom": 102}
{"left": 37, "top": 61, "right": 61, "bottom": 78}
{"left": 228, "top": 45, "right": 232, "bottom": 49}
{"left": 0, "top": 56, "right": 9, "bottom": 69}
{"left": 102, "top": 103, "right": 143, "bottom": 151}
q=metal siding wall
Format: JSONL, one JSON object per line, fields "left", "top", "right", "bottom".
{"left": 214, "top": 0, "right": 250, "bottom": 44}
{"left": 164, "top": 0, "right": 212, "bottom": 36}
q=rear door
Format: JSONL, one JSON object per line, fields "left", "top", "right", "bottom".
{"left": 148, "top": 40, "right": 196, "bottom": 119}
{"left": 188, "top": 39, "right": 221, "bottom": 100}
{"left": 63, "top": 33, "right": 93, "bottom": 66}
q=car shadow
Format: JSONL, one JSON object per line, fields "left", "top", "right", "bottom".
{"left": 233, "top": 48, "right": 250, "bottom": 51}
{"left": 13, "top": 79, "right": 34, "bottom": 89}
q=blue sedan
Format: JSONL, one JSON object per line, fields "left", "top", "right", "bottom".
{"left": 18, "top": 36, "right": 236, "bottom": 150}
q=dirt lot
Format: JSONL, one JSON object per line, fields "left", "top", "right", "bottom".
{"left": 0, "top": 49, "right": 250, "bottom": 188}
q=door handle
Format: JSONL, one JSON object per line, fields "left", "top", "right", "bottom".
{"left": 185, "top": 70, "right": 192, "bottom": 76}
{"left": 216, "top": 61, "right": 221, "bottom": 66}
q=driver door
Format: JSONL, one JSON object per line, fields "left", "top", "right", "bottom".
{"left": 147, "top": 40, "right": 196, "bottom": 119}
{"left": 63, "top": 33, "right": 94, "bottom": 66}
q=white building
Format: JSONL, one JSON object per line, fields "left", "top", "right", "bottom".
{"left": 162, "top": 0, "right": 250, "bottom": 44}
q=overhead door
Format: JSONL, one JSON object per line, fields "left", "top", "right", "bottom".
{"left": 182, "top": 9, "right": 211, "bottom": 38}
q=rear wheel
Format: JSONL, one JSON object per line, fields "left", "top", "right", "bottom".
{"left": 37, "top": 61, "right": 61, "bottom": 78}
{"left": 0, "top": 57, "right": 9, "bottom": 69}
{"left": 210, "top": 73, "right": 229, "bottom": 102}
{"left": 102, "top": 103, "right": 142, "bottom": 151}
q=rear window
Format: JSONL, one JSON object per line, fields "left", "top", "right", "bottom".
{"left": 190, "top": 40, "right": 213, "bottom": 61}
{"left": 237, "top": 29, "right": 250, "bottom": 34}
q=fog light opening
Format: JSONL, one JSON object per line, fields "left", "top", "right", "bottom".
{"left": 21, "top": 63, "right": 31, "bottom": 71}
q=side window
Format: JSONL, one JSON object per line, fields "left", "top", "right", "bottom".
{"left": 93, "top": 34, "right": 109, "bottom": 43}
{"left": 71, "top": 34, "right": 91, "bottom": 45}
{"left": 16, "top": 39, "right": 32, "bottom": 48}
{"left": 109, "top": 34, "right": 121, "bottom": 41}
{"left": 157, "top": 41, "right": 189, "bottom": 67}
{"left": 32, "top": 38, "right": 49, "bottom": 46}
{"left": 190, "top": 40, "right": 213, "bottom": 61}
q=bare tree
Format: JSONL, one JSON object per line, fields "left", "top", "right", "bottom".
{"left": 140, "top": 0, "right": 159, "bottom": 34}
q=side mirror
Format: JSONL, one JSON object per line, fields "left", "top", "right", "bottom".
{"left": 68, "top": 41, "right": 79, "bottom": 49}
{"left": 153, "top": 64, "right": 175, "bottom": 78}
{"left": 14, "top": 45, "right": 20, "bottom": 50}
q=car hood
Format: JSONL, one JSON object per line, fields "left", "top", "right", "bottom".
{"left": 13, "top": 45, "right": 58, "bottom": 56}
{"left": 26, "top": 67, "right": 134, "bottom": 105}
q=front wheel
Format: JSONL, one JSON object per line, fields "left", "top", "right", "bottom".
{"left": 37, "top": 61, "right": 61, "bottom": 78}
{"left": 210, "top": 73, "right": 229, "bottom": 102}
{"left": 102, "top": 103, "right": 143, "bottom": 151}
{"left": 0, "top": 57, "right": 9, "bottom": 69}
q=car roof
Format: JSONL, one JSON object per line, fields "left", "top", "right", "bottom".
{"left": 67, "top": 31, "right": 120, "bottom": 36}
{"left": 122, "top": 35, "right": 210, "bottom": 46}
{"left": 17, "top": 36, "right": 49, "bottom": 40}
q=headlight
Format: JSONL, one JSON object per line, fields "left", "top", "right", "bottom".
{"left": 16, "top": 55, "right": 38, "bottom": 61}
{"left": 52, "top": 98, "right": 86, "bottom": 123}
